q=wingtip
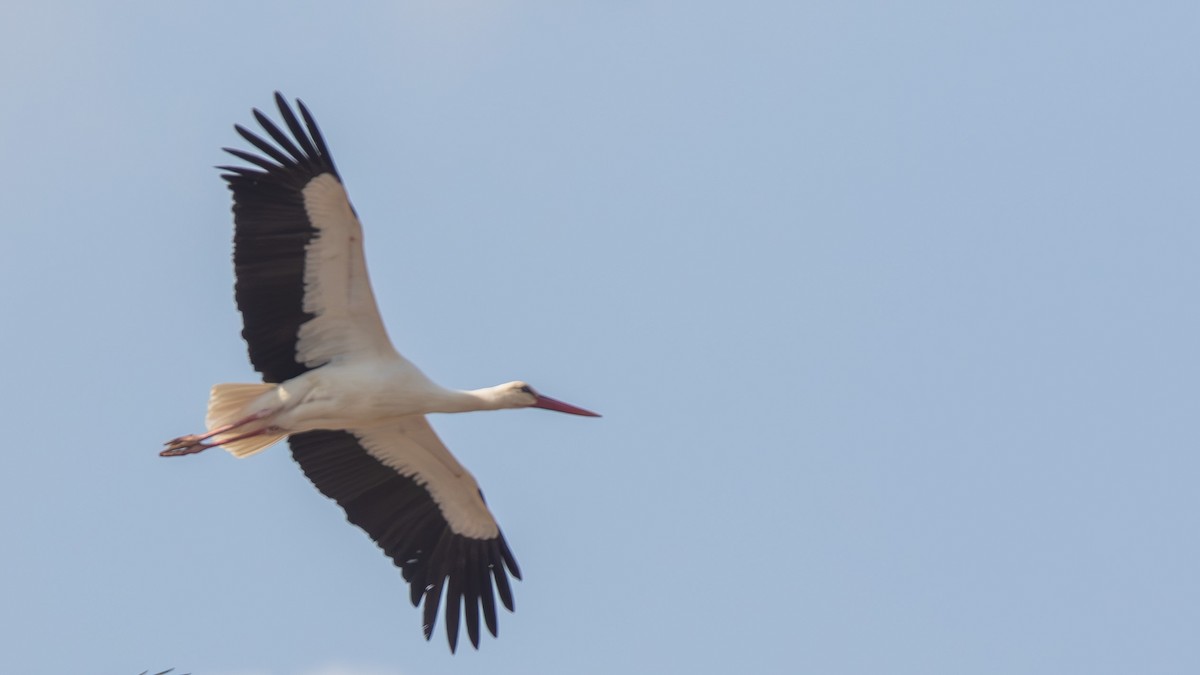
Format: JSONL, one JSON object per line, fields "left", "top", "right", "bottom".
{"left": 275, "top": 91, "right": 302, "bottom": 118}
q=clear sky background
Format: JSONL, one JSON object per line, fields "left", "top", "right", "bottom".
{"left": 1, "top": 2, "right": 1197, "bottom": 674}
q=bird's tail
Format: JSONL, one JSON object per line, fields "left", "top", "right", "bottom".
{"left": 205, "top": 383, "right": 287, "bottom": 459}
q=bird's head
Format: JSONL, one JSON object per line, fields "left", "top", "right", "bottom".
{"left": 499, "top": 381, "right": 601, "bottom": 417}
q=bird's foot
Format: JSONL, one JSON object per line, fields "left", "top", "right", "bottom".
{"left": 160, "top": 435, "right": 214, "bottom": 457}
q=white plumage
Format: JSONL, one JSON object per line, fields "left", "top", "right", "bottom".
{"left": 163, "top": 93, "right": 599, "bottom": 652}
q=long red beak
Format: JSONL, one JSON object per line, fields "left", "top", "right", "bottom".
{"left": 533, "top": 394, "right": 601, "bottom": 417}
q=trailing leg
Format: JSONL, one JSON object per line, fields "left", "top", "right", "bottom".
{"left": 161, "top": 382, "right": 289, "bottom": 459}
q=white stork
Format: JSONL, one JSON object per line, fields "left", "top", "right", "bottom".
{"left": 162, "top": 93, "right": 599, "bottom": 652}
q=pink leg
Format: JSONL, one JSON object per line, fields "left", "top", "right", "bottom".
{"left": 163, "top": 409, "right": 273, "bottom": 448}
{"left": 160, "top": 425, "right": 283, "bottom": 457}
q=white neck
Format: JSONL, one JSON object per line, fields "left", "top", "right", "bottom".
{"left": 427, "top": 385, "right": 510, "bottom": 414}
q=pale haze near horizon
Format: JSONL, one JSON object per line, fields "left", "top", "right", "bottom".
{"left": 1, "top": 2, "right": 1198, "bottom": 674}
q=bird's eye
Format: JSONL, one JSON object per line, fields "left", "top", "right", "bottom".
{"left": 519, "top": 385, "right": 533, "bottom": 394}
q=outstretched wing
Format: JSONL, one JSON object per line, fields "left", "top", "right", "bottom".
{"left": 219, "top": 92, "right": 396, "bottom": 383}
{"left": 288, "top": 419, "right": 522, "bottom": 652}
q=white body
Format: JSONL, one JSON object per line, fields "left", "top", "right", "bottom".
{"left": 173, "top": 94, "right": 594, "bottom": 651}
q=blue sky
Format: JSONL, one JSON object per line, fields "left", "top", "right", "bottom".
{"left": 1, "top": 2, "right": 1198, "bottom": 674}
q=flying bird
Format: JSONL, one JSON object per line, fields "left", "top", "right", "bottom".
{"left": 163, "top": 92, "right": 599, "bottom": 652}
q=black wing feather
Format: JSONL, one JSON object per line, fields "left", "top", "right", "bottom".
{"left": 463, "top": 545, "right": 482, "bottom": 646}
{"left": 289, "top": 430, "right": 520, "bottom": 652}
{"left": 297, "top": 99, "right": 338, "bottom": 171}
{"left": 221, "top": 147, "right": 281, "bottom": 173}
{"left": 445, "top": 565, "right": 463, "bottom": 652}
{"left": 273, "top": 92, "right": 322, "bottom": 161}
{"left": 480, "top": 559, "right": 499, "bottom": 637}
{"left": 252, "top": 108, "right": 309, "bottom": 165}
{"left": 221, "top": 93, "right": 341, "bottom": 382}
{"left": 234, "top": 123, "right": 296, "bottom": 168}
